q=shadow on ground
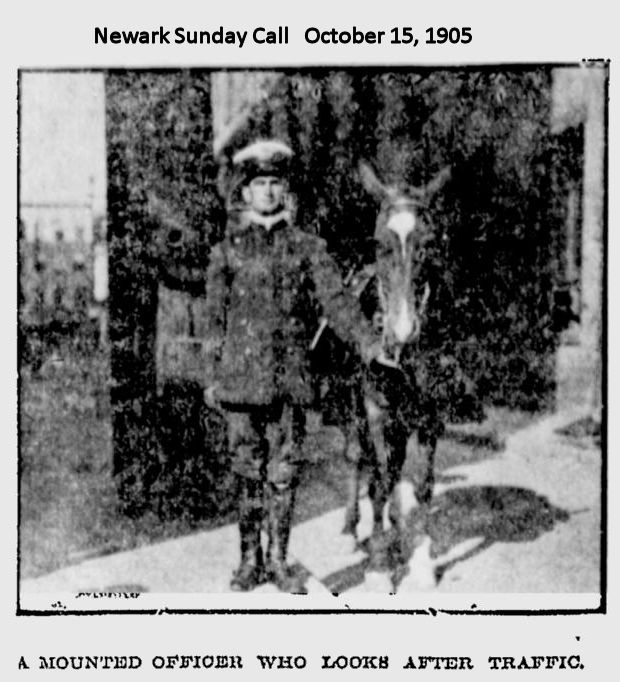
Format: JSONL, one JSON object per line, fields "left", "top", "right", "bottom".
{"left": 424, "top": 485, "right": 570, "bottom": 582}
{"left": 322, "top": 485, "right": 570, "bottom": 593}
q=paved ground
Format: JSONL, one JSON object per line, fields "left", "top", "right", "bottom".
{"left": 20, "top": 409, "right": 601, "bottom": 609}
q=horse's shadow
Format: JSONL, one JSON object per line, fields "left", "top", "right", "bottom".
{"left": 323, "top": 484, "right": 570, "bottom": 593}
{"left": 413, "top": 484, "right": 569, "bottom": 585}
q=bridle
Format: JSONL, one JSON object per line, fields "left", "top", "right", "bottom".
{"left": 372, "top": 198, "right": 431, "bottom": 370}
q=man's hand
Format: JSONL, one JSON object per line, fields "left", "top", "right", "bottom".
{"left": 203, "top": 384, "right": 221, "bottom": 410}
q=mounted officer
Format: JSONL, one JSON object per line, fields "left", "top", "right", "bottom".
{"left": 204, "top": 139, "right": 380, "bottom": 592}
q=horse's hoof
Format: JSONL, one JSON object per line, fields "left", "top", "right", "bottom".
{"left": 367, "top": 534, "right": 390, "bottom": 571}
{"left": 391, "top": 562, "right": 410, "bottom": 590}
{"left": 397, "top": 564, "right": 436, "bottom": 592}
{"left": 393, "top": 533, "right": 412, "bottom": 565}
{"left": 361, "top": 570, "right": 393, "bottom": 593}
{"left": 408, "top": 563, "right": 437, "bottom": 591}
{"left": 399, "top": 536, "right": 436, "bottom": 591}
{"left": 337, "top": 533, "right": 358, "bottom": 555}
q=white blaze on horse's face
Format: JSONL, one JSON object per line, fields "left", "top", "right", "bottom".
{"left": 375, "top": 199, "right": 424, "bottom": 360}
{"left": 386, "top": 208, "right": 416, "bottom": 260}
{"left": 385, "top": 208, "right": 418, "bottom": 344}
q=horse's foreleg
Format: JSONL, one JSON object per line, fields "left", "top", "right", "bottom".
{"left": 342, "top": 419, "right": 362, "bottom": 537}
{"left": 404, "top": 429, "right": 438, "bottom": 589}
{"left": 364, "top": 397, "right": 391, "bottom": 570}
{"left": 384, "top": 423, "right": 411, "bottom": 564}
{"left": 413, "top": 432, "right": 436, "bottom": 509}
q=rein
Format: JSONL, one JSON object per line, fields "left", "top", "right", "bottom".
{"left": 308, "top": 262, "right": 404, "bottom": 371}
{"left": 308, "top": 263, "right": 377, "bottom": 351}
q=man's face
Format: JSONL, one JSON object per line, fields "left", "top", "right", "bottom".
{"left": 242, "top": 175, "right": 286, "bottom": 215}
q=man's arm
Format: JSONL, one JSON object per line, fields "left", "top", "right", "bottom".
{"left": 307, "top": 237, "right": 380, "bottom": 363}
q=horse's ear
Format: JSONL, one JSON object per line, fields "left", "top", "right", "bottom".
{"left": 358, "top": 160, "right": 389, "bottom": 199}
{"left": 424, "top": 166, "right": 451, "bottom": 198}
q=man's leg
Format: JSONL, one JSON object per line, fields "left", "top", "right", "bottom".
{"left": 264, "top": 404, "right": 307, "bottom": 594}
{"left": 227, "top": 409, "right": 268, "bottom": 591}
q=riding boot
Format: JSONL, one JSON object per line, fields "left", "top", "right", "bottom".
{"left": 265, "top": 484, "right": 307, "bottom": 594}
{"left": 230, "top": 478, "right": 266, "bottom": 592}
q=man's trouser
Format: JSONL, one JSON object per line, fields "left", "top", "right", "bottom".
{"left": 226, "top": 402, "right": 306, "bottom": 486}
{"left": 225, "top": 402, "right": 306, "bottom": 592}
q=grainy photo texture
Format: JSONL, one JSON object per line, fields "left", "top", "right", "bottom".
{"left": 18, "top": 66, "right": 605, "bottom": 611}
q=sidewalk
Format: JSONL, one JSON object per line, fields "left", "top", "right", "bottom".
{"left": 21, "top": 410, "right": 601, "bottom": 606}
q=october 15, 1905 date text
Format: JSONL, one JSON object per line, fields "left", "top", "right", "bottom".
{"left": 304, "top": 26, "right": 472, "bottom": 46}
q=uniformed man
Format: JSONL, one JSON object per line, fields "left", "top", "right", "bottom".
{"left": 204, "top": 140, "right": 380, "bottom": 593}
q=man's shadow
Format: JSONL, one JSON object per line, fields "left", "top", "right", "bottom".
{"left": 323, "top": 483, "right": 571, "bottom": 593}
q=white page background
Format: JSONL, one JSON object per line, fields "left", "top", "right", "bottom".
{"left": 2, "top": 0, "right": 616, "bottom": 678}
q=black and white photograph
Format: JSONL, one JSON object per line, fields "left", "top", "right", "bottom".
{"left": 17, "top": 64, "right": 606, "bottom": 612}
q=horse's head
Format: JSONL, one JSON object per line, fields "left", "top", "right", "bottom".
{"left": 359, "top": 162, "right": 450, "bottom": 367}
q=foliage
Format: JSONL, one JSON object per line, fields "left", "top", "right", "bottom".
{"left": 245, "top": 68, "right": 581, "bottom": 409}
{"left": 106, "top": 71, "right": 223, "bottom": 510}
{"left": 105, "top": 68, "right": 581, "bottom": 505}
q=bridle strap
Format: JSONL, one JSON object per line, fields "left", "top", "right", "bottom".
{"left": 349, "top": 264, "right": 377, "bottom": 299}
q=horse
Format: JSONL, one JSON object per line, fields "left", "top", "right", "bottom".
{"left": 337, "top": 161, "right": 451, "bottom": 588}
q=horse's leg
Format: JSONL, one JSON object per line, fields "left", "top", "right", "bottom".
{"left": 342, "top": 379, "right": 371, "bottom": 537}
{"left": 384, "top": 420, "right": 411, "bottom": 562}
{"left": 412, "top": 429, "right": 436, "bottom": 509}
{"left": 342, "top": 417, "right": 362, "bottom": 537}
{"left": 404, "top": 425, "right": 438, "bottom": 589}
{"left": 363, "top": 396, "right": 391, "bottom": 571}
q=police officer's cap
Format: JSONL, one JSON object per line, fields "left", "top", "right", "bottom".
{"left": 233, "top": 140, "right": 293, "bottom": 184}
